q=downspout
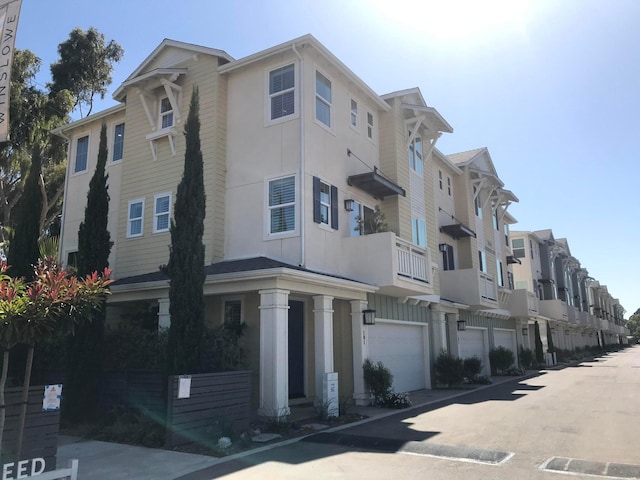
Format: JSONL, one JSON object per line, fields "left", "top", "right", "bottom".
{"left": 53, "top": 128, "right": 71, "bottom": 265}
{"left": 292, "top": 43, "right": 305, "bottom": 267}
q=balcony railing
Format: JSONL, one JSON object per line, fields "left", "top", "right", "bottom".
{"left": 341, "top": 231, "right": 433, "bottom": 296}
{"left": 508, "top": 289, "right": 538, "bottom": 317}
{"left": 440, "top": 268, "right": 498, "bottom": 308}
{"left": 539, "top": 299, "right": 569, "bottom": 323}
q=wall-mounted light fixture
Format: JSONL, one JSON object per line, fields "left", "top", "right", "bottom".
{"left": 439, "top": 243, "right": 448, "bottom": 253}
{"left": 522, "top": 327, "right": 529, "bottom": 336}
{"left": 344, "top": 199, "right": 355, "bottom": 212}
{"left": 362, "top": 309, "right": 376, "bottom": 325}
{"left": 457, "top": 319, "right": 466, "bottom": 331}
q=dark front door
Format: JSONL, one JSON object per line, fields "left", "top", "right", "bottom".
{"left": 288, "top": 300, "right": 305, "bottom": 398}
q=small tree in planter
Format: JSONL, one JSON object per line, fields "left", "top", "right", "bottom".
{"left": 462, "top": 356, "right": 483, "bottom": 383}
{"left": 489, "top": 347, "right": 515, "bottom": 375}
{"left": 435, "top": 351, "right": 464, "bottom": 387}
{"left": 362, "top": 359, "right": 392, "bottom": 403}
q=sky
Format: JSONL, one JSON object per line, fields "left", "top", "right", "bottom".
{"left": 15, "top": 0, "right": 640, "bottom": 316}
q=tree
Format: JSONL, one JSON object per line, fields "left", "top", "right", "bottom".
{"left": 166, "top": 87, "right": 206, "bottom": 375}
{"left": 50, "top": 27, "right": 124, "bottom": 117}
{"left": 64, "top": 123, "right": 113, "bottom": 423}
{"left": 625, "top": 308, "right": 640, "bottom": 343}
{"left": 546, "top": 322, "right": 555, "bottom": 353}
{"left": 0, "top": 259, "right": 112, "bottom": 460}
{"left": 534, "top": 321, "right": 544, "bottom": 364}
{"left": 0, "top": 50, "right": 72, "bottom": 247}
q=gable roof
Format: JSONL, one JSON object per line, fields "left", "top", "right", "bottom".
{"left": 382, "top": 87, "right": 454, "bottom": 134}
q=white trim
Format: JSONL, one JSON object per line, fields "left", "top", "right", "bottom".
{"left": 264, "top": 172, "right": 299, "bottom": 239}
{"left": 153, "top": 192, "right": 172, "bottom": 234}
{"left": 127, "top": 198, "right": 145, "bottom": 238}
{"left": 265, "top": 61, "right": 299, "bottom": 127}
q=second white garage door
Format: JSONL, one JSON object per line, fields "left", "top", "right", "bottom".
{"left": 458, "top": 328, "right": 489, "bottom": 375}
{"left": 368, "top": 320, "right": 429, "bottom": 392}
{"left": 493, "top": 329, "right": 517, "bottom": 358}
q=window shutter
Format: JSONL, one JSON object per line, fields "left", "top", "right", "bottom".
{"left": 330, "top": 185, "right": 338, "bottom": 230}
{"left": 313, "top": 176, "right": 322, "bottom": 223}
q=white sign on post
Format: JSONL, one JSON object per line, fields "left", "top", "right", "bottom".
{"left": 42, "top": 384, "right": 62, "bottom": 411}
{"left": 178, "top": 376, "right": 191, "bottom": 399}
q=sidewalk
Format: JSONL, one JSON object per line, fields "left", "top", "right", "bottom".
{"left": 57, "top": 373, "right": 538, "bottom": 479}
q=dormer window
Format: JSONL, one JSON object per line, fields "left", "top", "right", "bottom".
{"left": 160, "top": 97, "right": 174, "bottom": 129}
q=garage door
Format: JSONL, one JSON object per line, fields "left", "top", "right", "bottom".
{"left": 368, "top": 321, "right": 428, "bottom": 392}
{"left": 493, "top": 329, "right": 516, "bottom": 359}
{"left": 458, "top": 328, "right": 488, "bottom": 374}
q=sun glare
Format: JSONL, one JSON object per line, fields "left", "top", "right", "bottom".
{"left": 368, "top": 0, "right": 533, "bottom": 43}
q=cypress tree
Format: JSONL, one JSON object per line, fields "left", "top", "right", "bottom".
{"left": 167, "top": 87, "right": 206, "bottom": 375}
{"left": 546, "top": 321, "right": 555, "bottom": 353}
{"left": 534, "top": 321, "right": 544, "bottom": 364}
{"left": 7, "top": 147, "right": 43, "bottom": 280}
{"left": 65, "top": 122, "right": 113, "bottom": 422}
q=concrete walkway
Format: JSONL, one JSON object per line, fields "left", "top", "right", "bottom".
{"left": 57, "top": 374, "right": 537, "bottom": 479}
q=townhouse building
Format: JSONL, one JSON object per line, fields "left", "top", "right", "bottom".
{"left": 53, "top": 34, "right": 624, "bottom": 419}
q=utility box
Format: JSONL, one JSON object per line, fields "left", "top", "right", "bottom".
{"left": 323, "top": 372, "right": 339, "bottom": 418}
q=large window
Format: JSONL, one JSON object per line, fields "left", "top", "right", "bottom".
{"left": 313, "top": 177, "right": 338, "bottom": 229}
{"left": 159, "top": 97, "right": 174, "bottom": 129}
{"left": 478, "top": 250, "right": 487, "bottom": 273}
{"left": 512, "top": 238, "right": 526, "bottom": 258}
{"left": 74, "top": 135, "right": 89, "bottom": 173}
{"left": 315, "top": 71, "right": 332, "bottom": 127}
{"left": 268, "top": 175, "right": 296, "bottom": 234}
{"left": 153, "top": 193, "right": 171, "bottom": 233}
{"left": 349, "top": 202, "right": 376, "bottom": 237}
{"left": 409, "top": 136, "right": 423, "bottom": 175}
{"left": 269, "top": 64, "right": 295, "bottom": 121}
{"left": 412, "top": 217, "right": 427, "bottom": 248}
{"left": 127, "top": 199, "right": 145, "bottom": 238}
{"left": 113, "top": 123, "right": 125, "bottom": 162}
{"left": 496, "top": 259, "right": 504, "bottom": 286}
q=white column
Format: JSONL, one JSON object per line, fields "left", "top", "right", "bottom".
{"left": 351, "top": 300, "right": 369, "bottom": 406}
{"left": 258, "top": 289, "right": 290, "bottom": 418}
{"left": 430, "top": 309, "right": 447, "bottom": 355}
{"left": 313, "top": 295, "right": 334, "bottom": 402}
{"left": 158, "top": 298, "right": 170, "bottom": 329}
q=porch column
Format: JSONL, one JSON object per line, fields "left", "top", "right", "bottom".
{"left": 313, "top": 295, "right": 334, "bottom": 402}
{"left": 430, "top": 308, "right": 447, "bottom": 355}
{"left": 351, "top": 300, "right": 369, "bottom": 406}
{"left": 158, "top": 298, "right": 170, "bottom": 329}
{"left": 258, "top": 289, "right": 290, "bottom": 418}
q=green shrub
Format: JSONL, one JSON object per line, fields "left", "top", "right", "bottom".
{"left": 463, "top": 356, "right": 483, "bottom": 379}
{"left": 379, "top": 391, "right": 412, "bottom": 409}
{"left": 199, "top": 325, "right": 248, "bottom": 372}
{"left": 468, "top": 374, "right": 492, "bottom": 385}
{"left": 519, "top": 347, "right": 535, "bottom": 369}
{"left": 435, "top": 351, "right": 464, "bottom": 387}
{"left": 489, "top": 346, "right": 515, "bottom": 375}
{"left": 363, "top": 359, "right": 393, "bottom": 402}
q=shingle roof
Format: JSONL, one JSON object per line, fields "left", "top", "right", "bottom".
{"left": 447, "top": 147, "right": 486, "bottom": 165}
{"left": 113, "top": 256, "right": 365, "bottom": 286}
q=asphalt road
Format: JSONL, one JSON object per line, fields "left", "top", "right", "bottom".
{"left": 181, "top": 346, "right": 640, "bottom": 480}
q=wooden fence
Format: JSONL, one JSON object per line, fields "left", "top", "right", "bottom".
{"left": 99, "top": 370, "right": 164, "bottom": 415}
{"left": 166, "top": 371, "right": 251, "bottom": 448}
{"left": 1, "top": 385, "right": 61, "bottom": 471}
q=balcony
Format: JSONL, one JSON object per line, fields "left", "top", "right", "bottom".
{"left": 539, "top": 299, "right": 569, "bottom": 323}
{"left": 341, "top": 232, "right": 433, "bottom": 297}
{"left": 600, "top": 319, "right": 609, "bottom": 330}
{"left": 577, "top": 310, "right": 589, "bottom": 327}
{"left": 440, "top": 268, "right": 498, "bottom": 309}
{"left": 567, "top": 306, "right": 578, "bottom": 325}
{"left": 509, "top": 289, "right": 538, "bottom": 317}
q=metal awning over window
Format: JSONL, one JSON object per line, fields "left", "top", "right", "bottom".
{"left": 347, "top": 167, "right": 405, "bottom": 200}
{"left": 539, "top": 278, "right": 555, "bottom": 284}
{"left": 506, "top": 255, "right": 521, "bottom": 265}
{"left": 440, "top": 223, "right": 476, "bottom": 239}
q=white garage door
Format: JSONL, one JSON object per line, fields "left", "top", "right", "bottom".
{"left": 458, "top": 328, "right": 488, "bottom": 374}
{"left": 493, "top": 329, "right": 516, "bottom": 358}
{"left": 368, "top": 321, "right": 428, "bottom": 392}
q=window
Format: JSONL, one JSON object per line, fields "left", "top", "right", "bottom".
{"left": 516, "top": 280, "right": 528, "bottom": 290}
{"left": 113, "top": 123, "right": 125, "bottom": 162}
{"left": 159, "top": 97, "right": 174, "bottom": 129}
{"left": 529, "top": 239, "right": 535, "bottom": 259}
{"left": 447, "top": 176, "right": 452, "bottom": 196}
{"left": 512, "top": 238, "right": 525, "bottom": 258}
{"left": 441, "top": 244, "right": 454, "bottom": 271}
{"left": 268, "top": 175, "right": 296, "bottom": 234}
{"left": 66, "top": 251, "right": 78, "bottom": 269}
{"left": 154, "top": 193, "right": 171, "bottom": 233}
{"left": 504, "top": 223, "right": 509, "bottom": 246}
{"left": 496, "top": 259, "right": 504, "bottom": 287}
{"left": 74, "top": 136, "right": 89, "bottom": 173}
{"left": 224, "top": 299, "right": 242, "bottom": 327}
{"left": 493, "top": 208, "right": 500, "bottom": 230}
{"left": 313, "top": 177, "right": 338, "bottom": 229}
{"left": 409, "top": 136, "right": 423, "bottom": 175}
{"left": 349, "top": 202, "right": 376, "bottom": 236}
{"left": 350, "top": 99, "right": 358, "bottom": 127}
{"left": 367, "top": 112, "right": 374, "bottom": 139}
{"left": 473, "top": 186, "right": 482, "bottom": 218}
{"left": 478, "top": 250, "right": 487, "bottom": 273}
{"left": 269, "top": 64, "right": 295, "bottom": 120}
{"left": 315, "top": 71, "right": 332, "bottom": 127}
{"left": 127, "top": 199, "right": 145, "bottom": 237}
{"left": 412, "top": 217, "right": 427, "bottom": 248}
{"left": 438, "top": 170, "right": 443, "bottom": 190}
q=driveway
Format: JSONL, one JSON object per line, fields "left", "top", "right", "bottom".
{"left": 180, "top": 346, "right": 640, "bottom": 480}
